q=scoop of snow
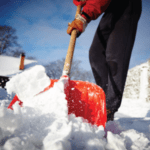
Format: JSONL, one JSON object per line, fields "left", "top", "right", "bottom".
{"left": 6, "top": 65, "right": 50, "bottom": 101}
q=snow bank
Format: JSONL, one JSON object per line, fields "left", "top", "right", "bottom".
{"left": 123, "top": 60, "right": 150, "bottom": 102}
{"left": 0, "top": 65, "right": 150, "bottom": 150}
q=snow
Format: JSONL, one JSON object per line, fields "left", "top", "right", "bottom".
{"left": 123, "top": 60, "right": 150, "bottom": 101}
{"left": 6, "top": 65, "right": 50, "bottom": 101}
{"left": 139, "top": 66, "right": 149, "bottom": 100}
{"left": 0, "top": 56, "right": 150, "bottom": 150}
{"left": 0, "top": 55, "right": 37, "bottom": 77}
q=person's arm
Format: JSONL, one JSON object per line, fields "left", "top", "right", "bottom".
{"left": 67, "top": 0, "right": 111, "bottom": 36}
{"left": 81, "top": 0, "right": 111, "bottom": 22}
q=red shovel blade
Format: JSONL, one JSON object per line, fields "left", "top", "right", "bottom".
{"left": 8, "top": 78, "right": 107, "bottom": 128}
{"left": 66, "top": 80, "right": 107, "bottom": 128}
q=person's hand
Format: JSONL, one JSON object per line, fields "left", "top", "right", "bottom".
{"left": 67, "top": 14, "right": 87, "bottom": 37}
{"left": 73, "top": 0, "right": 86, "bottom": 7}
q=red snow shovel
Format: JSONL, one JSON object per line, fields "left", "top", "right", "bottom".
{"left": 8, "top": 5, "right": 107, "bottom": 128}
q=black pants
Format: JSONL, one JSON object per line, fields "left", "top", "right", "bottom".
{"left": 89, "top": 0, "right": 142, "bottom": 113}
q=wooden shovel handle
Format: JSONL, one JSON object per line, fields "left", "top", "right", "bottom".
{"left": 62, "top": 5, "right": 82, "bottom": 76}
{"left": 75, "top": 5, "right": 82, "bottom": 18}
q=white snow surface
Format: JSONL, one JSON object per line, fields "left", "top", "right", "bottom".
{"left": 0, "top": 56, "right": 150, "bottom": 150}
{"left": 0, "top": 55, "right": 37, "bottom": 77}
{"left": 6, "top": 65, "right": 50, "bottom": 101}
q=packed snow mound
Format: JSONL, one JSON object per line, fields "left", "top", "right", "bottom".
{"left": 6, "top": 65, "right": 50, "bottom": 101}
{"left": 0, "top": 65, "right": 150, "bottom": 150}
{"left": 123, "top": 60, "right": 150, "bottom": 101}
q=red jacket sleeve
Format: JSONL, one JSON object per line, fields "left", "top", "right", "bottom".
{"left": 82, "top": 0, "right": 111, "bottom": 22}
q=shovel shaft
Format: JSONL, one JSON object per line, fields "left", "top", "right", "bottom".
{"left": 75, "top": 5, "right": 82, "bottom": 18}
{"left": 62, "top": 5, "right": 82, "bottom": 76}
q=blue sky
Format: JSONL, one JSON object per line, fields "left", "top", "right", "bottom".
{"left": 0, "top": 0, "right": 150, "bottom": 70}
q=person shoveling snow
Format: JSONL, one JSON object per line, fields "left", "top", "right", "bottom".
{"left": 68, "top": 0, "right": 142, "bottom": 121}
{"left": 1, "top": 0, "right": 149, "bottom": 149}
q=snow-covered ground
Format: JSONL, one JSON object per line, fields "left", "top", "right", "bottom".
{"left": 0, "top": 56, "right": 150, "bottom": 150}
{"left": 0, "top": 55, "right": 37, "bottom": 77}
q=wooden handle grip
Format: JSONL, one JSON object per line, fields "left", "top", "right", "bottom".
{"left": 63, "top": 5, "right": 81, "bottom": 76}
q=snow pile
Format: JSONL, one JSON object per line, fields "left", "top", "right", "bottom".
{"left": 6, "top": 65, "right": 50, "bottom": 101}
{"left": 0, "top": 65, "right": 150, "bottom": 150}
{"left": 123, "top": 66, "right": 141, "bottom": 99}
{"left": 123, "top": 60, "right": 150, "bottom": 101}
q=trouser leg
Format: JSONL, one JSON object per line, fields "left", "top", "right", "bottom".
{"left": 89, "top": 0, "right": 142, "bottom": 113}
